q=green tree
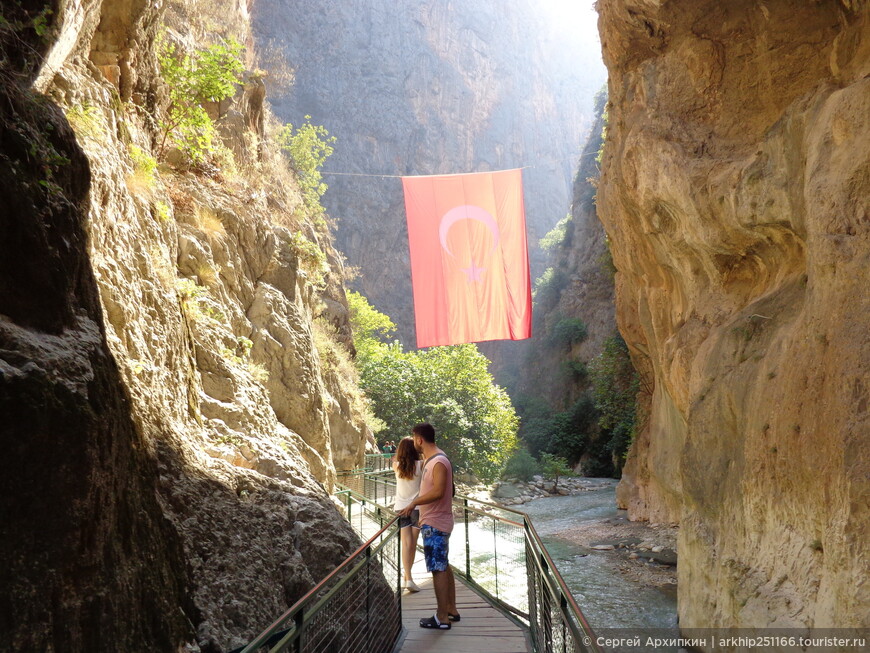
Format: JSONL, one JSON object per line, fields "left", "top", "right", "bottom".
{"left": 502, "top": 447, "right": 539, "bottom": 482}
{"left": 589, "top": 335, "right": 640, "bottom": 468}
{"left": 348, "top": 292, "right": 518, "bottom": 482}
{"left": 550, "top": 317, "right": 588, "bottom": 348}
{"left": 540, "top": 453, "right": 572, "bottom": 488}
{"left": 277, "top": 117, "right": 336, "bottom": 217}
{"left": 158, "top": 39, "right": 244, "bottom": 163}
{"left": 549, "top": 395, "right": 598, "bottom": 463}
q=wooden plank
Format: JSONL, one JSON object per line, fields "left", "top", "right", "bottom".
{"left": 398, "top": 558, "right": 531, "bottom": 653}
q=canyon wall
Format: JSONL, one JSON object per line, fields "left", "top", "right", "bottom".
{"left": 509, "top": 91, "right": 617, "bottom": 410}
{"left": 253, "top": 0, "right": 606, "bottom": 343}
{"left": 1, "top": 1, "right": 371, "bottom": 650}
{"left": 598, "top": 0, "right": 868, "bottom": 631}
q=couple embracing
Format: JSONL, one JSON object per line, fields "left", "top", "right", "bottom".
{"left": 392, "top": 423, "right": 459, "bottom": 630}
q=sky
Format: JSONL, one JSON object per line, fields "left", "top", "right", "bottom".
{"left": 536, "top": 0, "right": 602, "bottom": 54}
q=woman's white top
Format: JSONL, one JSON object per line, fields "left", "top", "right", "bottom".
{"left": 393, "top": 459, "right": 423, "bottom": 510}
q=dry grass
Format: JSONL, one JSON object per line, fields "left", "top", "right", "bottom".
{"left": 196, "top": 263, "right": 219, "bottom": 287}
{"left": 195, "top": 205, "right": 226, "bottom": 236}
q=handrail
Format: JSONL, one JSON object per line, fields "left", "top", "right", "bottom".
{"left": 337, "top": 468, "right": 601, "bottom": 653}
{"left": 238, "top": 506, "right": 402, "bottom": 653}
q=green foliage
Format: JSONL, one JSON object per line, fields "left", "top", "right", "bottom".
{"left": 589, "top": 335, "right": 640, "bottom": 467}
{"left": 518, "top": 394, "right": 603, "bottom": 471}
{"left": 550, "top": 317, "right": 588, "bottom": 348}
{"left": 66, "top": 103, "right": 104, "bottom": 140}
{"left": 158, "top": 39, "right": 244, "bottom": 164}
{"left": 502, "top": 447, "right": 539, "bottom": 482}
{"left": 288, "top": 231, "right": 328, "bottom": 287}
{"left": 540, "top": 453, "right": 572, "bottom": 487}
{"left": 346, "top": 290, "right": 396, "bottom": 358}
{"left": 277, "top": 116, "right": 336, "bottom": 218}
{"left": 348, "top": 292, "right": 517, "bottom": 482}
{"left": 550, "top": 396, "right": 597, "bottom": 461}
{"left": 594, "top": 85, "right": 609, "bottom": 165}
{"left": 129, "top": 144, "right": 157, "bottom": 186}
{"left": 520, "top": 416, "right": 554, "bottom": 459}
{"left": 533, "top": 267, "right": 568, "bottom": 314}
{"left": 560, "top": 359, "right": 588, "bottom": 381}
{"left": 539, "top": 214, "right": 571, "bottom": 252}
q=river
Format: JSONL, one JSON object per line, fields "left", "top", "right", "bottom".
{"left": 519, "top": 481, "right": 678, "bottom": 634}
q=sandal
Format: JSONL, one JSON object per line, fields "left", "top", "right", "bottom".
{"left": 419, "top": 616, "right": 451, "bottom": 630}
{"left": 448, "top": 612, "right": 461, "bottom": 622}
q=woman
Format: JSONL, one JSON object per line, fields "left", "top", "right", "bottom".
{"left": 393, "top": 436, "right": 422, "bottom": 592}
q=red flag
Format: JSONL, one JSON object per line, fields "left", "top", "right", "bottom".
{"left": 402, "top": 169, "right": 532, "bottom": 348}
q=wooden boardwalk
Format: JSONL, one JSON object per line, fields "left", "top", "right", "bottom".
{"left": 397, "top": 556, "right": 531, "bottom": 653}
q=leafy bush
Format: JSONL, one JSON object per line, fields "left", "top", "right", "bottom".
{"left": 348, "top": 292, "right": 517, "bottom": 482}
{"left": 560, "top": 359, "right": 588, "bottom": 381}
{"left": 549, "top": 395, "right": 597, "bottom": 463}
{"left": 533, "top": 267, "right": 567, "bottom": 313}
{"left": 589, "top": 334, "right": 640, "bottom": 467}
{"left": 502, "top": 447, "right": 539, "bottom": 482}
{"left": 158, "top": 39, "right": 244, "bottom": 164}
{"left": 277, "top": 116, "right": 336, "bottom": 218}
{"left": 550, "top": 317, "right": 588, "bottom": 347}
{"left": 288, "top": 231, "right": 328, "bottom": 287}
{"left": 540, "top": 453, "right": 572, "bottom": 487}
{"left": 539, "top": 214, "right": 571, "bottom": 252}
{"left": 129, "top": 144, "right": 157, "bottom": 184}
{"left": 520, "top": 416, "right": 553, "bottom": 458}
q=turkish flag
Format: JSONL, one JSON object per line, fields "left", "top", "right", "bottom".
{"left": 402, "top": 169, "right": 532, "bottom": 348}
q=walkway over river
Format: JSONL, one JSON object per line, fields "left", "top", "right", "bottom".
{"left": 236, "top": 455, "right": 599, "bottom": 653}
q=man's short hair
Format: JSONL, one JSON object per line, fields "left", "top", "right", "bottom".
{"left": 412, "top": 422, "right": 436, "bottom": 443}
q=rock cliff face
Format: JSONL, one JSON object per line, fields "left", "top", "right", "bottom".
{"left": 253, "top": 0, "right": 606, "bottom": 342}
{"left": 598, "top": 0, "right": 868, "bottom": 631}
{"left": 1, "top": 1, "right": 370, "bottom": 650}
{"left": 510, "top": 92, "right": 617, "bottom": 409}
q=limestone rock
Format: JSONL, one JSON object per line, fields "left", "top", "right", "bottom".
{"left": 1, "top": 1, "right": 375, "bottom": 650}
{"left": 253, "top": 0, "right": 607, "bottom": 344}
{"left": 597, "top": 0, "right": 869, "bottom": 631}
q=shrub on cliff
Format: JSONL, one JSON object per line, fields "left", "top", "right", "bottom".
{"left": 589, "top": 334, "right": 639, "bottom": 468}
{"left": 157, "top": 39, "right": 244, "bottom": 164}
{"left": 347, "top": 291, "right": 518, "bottom": 482}
{"left": 277, "top": 116, "right": 336, "bottom": 220}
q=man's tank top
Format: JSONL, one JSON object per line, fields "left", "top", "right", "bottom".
{"left": 418, "top": 452, "right": 454, "bottom": 534}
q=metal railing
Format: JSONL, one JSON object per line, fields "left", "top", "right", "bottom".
{"left": 364, "top": 452, "right": 393, "bottom": 472}
{"left": 336, "top": 469, "right": 601, "bottom": 653}
{"left": 237, "top": 497, "right": 402, "bottom": 653}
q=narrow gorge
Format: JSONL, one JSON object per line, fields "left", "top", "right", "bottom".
{"left": 0, "top": 0, "right": 867, "bottom": 651}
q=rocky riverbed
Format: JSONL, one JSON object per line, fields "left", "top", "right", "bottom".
{"left": 466, "top": 477, "right": 679, "bottom": 594}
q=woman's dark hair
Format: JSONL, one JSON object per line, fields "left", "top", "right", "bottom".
{"left": 395, "top": 437, "right": 419, "bottom": 480}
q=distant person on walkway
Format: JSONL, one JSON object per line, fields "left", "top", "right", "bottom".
{"left": 393, "top": 437, "right": 423, "bottom": 592}
{"left": 399, "top": 423, "right": 459, "bottom": 630}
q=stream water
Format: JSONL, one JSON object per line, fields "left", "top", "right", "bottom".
{"left": 519, "top": 481, "right": 678, "bottom": 635}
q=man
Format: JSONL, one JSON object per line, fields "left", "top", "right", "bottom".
{"left": 399, "top": 423, "right": 459, "bottom": 630}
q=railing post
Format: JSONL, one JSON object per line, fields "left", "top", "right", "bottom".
{"left": 492, "top": 516, "right": 499, "bottom": 600}
{"left": 366, "top": 545, "right": 372, "bottom": 651}
{"left": 293, "top": 609, "right": 303, "bottom": 653}
{"left": 397, "top": 524, "right": 403, "bottom": 629}
{"left": 561, "top": 594, "right": 568, "bottom": 653}
{"left": 464, "top": 499, "right": 471, "bottom": 580}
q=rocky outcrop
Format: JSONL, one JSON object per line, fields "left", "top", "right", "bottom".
{"left": 2, "top": 1, "right": 372, "bottom": 650}
{"left": 598, "top": 0, "right": 868, "bottom": 632}
{"left": 253, "top": 0, "right": 606, "bottom": 343}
